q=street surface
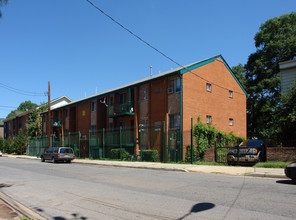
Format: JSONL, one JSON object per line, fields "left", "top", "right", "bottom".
{"left": 0, "top": 157, "right": 295, "bottom": 220}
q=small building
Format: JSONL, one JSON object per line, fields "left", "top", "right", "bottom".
{"left": 4, "top": 96, "right": 71, "bottom": 140}
{"left": 42, "top": 55, "right": 247, "bottom": 161}
{"left": 279, "top": 59, "right": 296, "bottom": 94}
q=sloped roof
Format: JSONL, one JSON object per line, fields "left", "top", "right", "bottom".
{"left": 43, "top": 54, "right": 247, "bottom": 112}
{"left": 3, "top": 96, "right": 72, "bottom": 122}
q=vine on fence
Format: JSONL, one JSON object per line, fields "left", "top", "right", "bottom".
{"left": 192, "top": 116, "right": 245, "bottom": 161}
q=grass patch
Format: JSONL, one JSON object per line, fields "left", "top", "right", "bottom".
{"left": 253, "top": 161, "right": 291, "bottom": 168}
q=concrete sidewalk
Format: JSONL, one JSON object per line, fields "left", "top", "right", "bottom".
{"left": 0, "top": 154, "right": 289, "bottom": 219}
{"left": 4, "top": 154, "right": 288, "bottom": 179}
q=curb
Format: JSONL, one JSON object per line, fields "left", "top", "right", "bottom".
{"left": 3, "top": 154, "right": 287, "bottom": 179}
{"left": 247, "top": 173, "right": 288, "bottom": 179}
{"left": 0, "top": 191, "right": 46, "bottom": 220}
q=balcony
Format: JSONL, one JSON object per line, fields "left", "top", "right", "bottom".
{"left": 51, "top": 119, "right": 62, "bottom": 128}
{"left": 107, "top": 103, "right": 134, "bottom": 118}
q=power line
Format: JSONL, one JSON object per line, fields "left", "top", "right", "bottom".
{"left": 0, "top": 105, "right": 17, "bottom": 109}
{"left": 0, "top": 82, "right": 47, "bottom": 96}
{"left": 86, "top": 0, "right": 245, "bottom": 96}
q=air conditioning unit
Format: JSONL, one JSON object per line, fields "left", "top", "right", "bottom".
{"left": 168, "top": 87, "right": 174, "bottom": 93}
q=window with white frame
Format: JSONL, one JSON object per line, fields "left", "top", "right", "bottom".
{"left": 91, "top": 101, "right": 96, "bottom": 112}
{"left": 229, "top": 118, "right": 233, "bottom": 126}
{"left": 168, "top": 78, "right": 181, "bottom": 93}
{"left": 119, "top": 93, "right": 126, "bottom": 105}
{"left": 169, "top": 114, "right": 180, "bottom": 130}
{"left": 206, "top": 115, "right": 212, "bottom": 124}
{"left": 144, "top": 87, "right": 148, "bottom": 100}
{"left": 206, "top": 83, "right": 212, "bottom": 92}
{"left": 229, "top": 90, "right": 233, "bottom": 98}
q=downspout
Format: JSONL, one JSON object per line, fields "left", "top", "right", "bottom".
{"left": 179, "top": 72, "right": 183, "bottom": 161}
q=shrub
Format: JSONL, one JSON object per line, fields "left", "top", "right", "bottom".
{"left": 0, "top": 137, "right": 4, "bottom": 151}
{"left": 142, "top": 150, "right": 159, "bottom": 162}
{"left": 110, "top": 148, "right": 129, "bottom": 160}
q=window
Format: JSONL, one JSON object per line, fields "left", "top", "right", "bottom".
{"left": 119, "top": 121, "right": 126, "bottom": 131}
{"left": 109, "top": 96, "right": 113, "bottom": 106}
{"left": 109, "top": 123, "right": 114, "bottom": 131}
{"left": 168, "top": 78, "right": 181, "bottom": 93}
{"left": 175, "top": 78, "right": 181, "bottom": 92}
{"left": 229, "top": 90, "right": 233, "bottom": 98}
{"left": 206, "top": 83, "right": 212, "bottom": 92}
{"left": 229, "top": 118, "right": 233, "bottom": 126}
{"left": 169, "top": 114, "right": 180, "bottom": 130}
{"left": 65, "top": 109, "right": 69, "bottom": 118}
{"left": 91, "top": 125, "right": 96, "bottom": 136}
{"left": 119, "top": 93, "right": 126, "bottom": 105}
{"left": 206, "top": 115, "right": 212, "bottom": 124}
{"left": 144, "top": 87, "right": 148, "bottom": 100}
{"left": 91, "top": 101, "right": 96, "bottom": 112}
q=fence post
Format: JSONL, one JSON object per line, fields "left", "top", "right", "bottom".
{"left": 103, "top": 128, "right": 105, "bottom": 159}
{"left": 89, "top": 130, "right": 91, "bottom": 159}
{"left": 120, "top": 126, "right": 122, "bottom": 161}
{"left": 78, "top": 131, "right": 81, "bottom": 158}
{"left": 162, "top": 121, "right": 166, "bottom": 163}
{"left": 215, "top": 141, "right": 217, "bottom": 162}
{"left": 139, "top": 125, "right": 143, "bottom": 161}
{"left": 69, "top": 132, "right": 71, "bottom": 147}
{"left": 191, "top": 118, "right": 193, "bottom": 164}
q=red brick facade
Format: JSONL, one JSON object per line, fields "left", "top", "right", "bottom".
{"left": 39, "top": 55, "right": 247, "bottom": 161}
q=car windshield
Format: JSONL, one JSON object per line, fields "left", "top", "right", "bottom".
{"left": 60, "top": 148, "right": 73, "bottom": 154}
{"left": 246, "top": 140, "right": 263, "bottom": 147}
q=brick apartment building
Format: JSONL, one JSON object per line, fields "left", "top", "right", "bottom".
{"left": 41, "top": 55, "right": 247, "bottom": 161}
{"left": 4, "top": 96, "right": 71, "bottom": 140}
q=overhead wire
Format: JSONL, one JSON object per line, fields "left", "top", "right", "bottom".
{"left": 0, "top": 82, "right": 47, "bottom": 97}
{"left": 0, "top": 105, "right": 17, "bottom": 109}
{"left": 86, "top": 0, "right": 246, "bottom": 96}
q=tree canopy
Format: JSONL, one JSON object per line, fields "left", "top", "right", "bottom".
{"left": 0, "top": 0, "right": 9, "bottom": 18}
{"left": 6, "top": 101, "right": 38, "bottom": 118}
{"left": 237, "top": 12, "right": 296, "bottom": 139}
{"left": 274, "top": 81, "right": 296, "bottom": 146}
{"left": 26, "top": 103, "right": 47, "bottom": 138}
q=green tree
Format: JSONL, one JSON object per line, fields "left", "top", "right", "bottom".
{"left": 231, "top": 63, "right": 247, "bottom": 89}
{"left": 0, "top": 0, "right": 9, "bottom": 18}
{"left": 0, "top": 137, "right": 4, "bottom": 151}
{"left": 244, "top": 12, "right": 296, "bottom": 139}
{"left": 274, "top": 81, "right": 296, "bottom": 146}
{"left": 11, "top": 129, "right": 27, "bottom": 154}
{"left": 3, "top": 137, "right": 12, "bottom": 153}
{"left": 6, "top": 101, "right": 38, "bottom": 119}
{"left": 26, "top": 103, "right": 47, "bottom": 138}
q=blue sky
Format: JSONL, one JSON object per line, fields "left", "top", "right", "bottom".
{"left": 0, "top": 0, "right": 295, "bottom": 118}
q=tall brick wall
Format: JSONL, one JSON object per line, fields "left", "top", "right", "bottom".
{"left": 267, "top": 147, "right": 296, "bottom": 162}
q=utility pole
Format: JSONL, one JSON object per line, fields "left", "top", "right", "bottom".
{"left": 48, "top": 81, "right": 51, "bottom": 148}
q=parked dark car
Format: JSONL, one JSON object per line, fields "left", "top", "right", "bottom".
{"left": 227, "top": 139, "right": 275, "bottom": 165}
{"left": 285, "top": 161, "right": 296, "bottom": 182}
{"left": 41, "top": 147, "right": 75, "bottom": 163}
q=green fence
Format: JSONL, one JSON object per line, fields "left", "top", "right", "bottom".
{"left": 27, "top": 121, "right": 203, "bottom": 163}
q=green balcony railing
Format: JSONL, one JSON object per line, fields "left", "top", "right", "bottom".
{"left": 107, "top": 103, "right": 134, "bottom": 117}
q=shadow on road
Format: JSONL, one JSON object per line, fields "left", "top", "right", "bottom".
{"left": 0, "top": 183, "right": 12, "bottom": 188}
{"left": 276, "top": 180, "right": 296, "bottom": 185}
{"left": 178, "top": 202, "right": 215, "bottom": 220}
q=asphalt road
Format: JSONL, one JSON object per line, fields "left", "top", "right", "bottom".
{"left": 0, "top": 157, "right": 295, "bottom": 220}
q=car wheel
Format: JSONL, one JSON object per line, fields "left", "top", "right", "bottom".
{"left": 51, "top": 157, "right": 56, "bottom": 163}
{"left": 41, "top": 156, "right": 45, "bottom": 162}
